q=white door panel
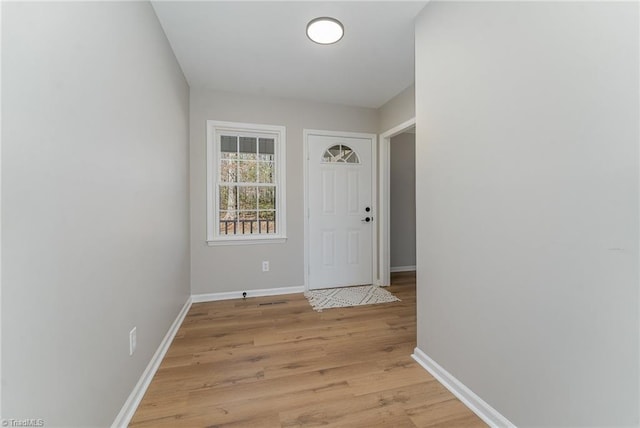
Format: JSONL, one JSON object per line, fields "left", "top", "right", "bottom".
{"left": 308, "top": 134, "right": 373, "bottom": 289}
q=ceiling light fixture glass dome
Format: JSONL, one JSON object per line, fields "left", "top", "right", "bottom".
{"left": 306, "top": 17, "right": 344, "bottom": 45}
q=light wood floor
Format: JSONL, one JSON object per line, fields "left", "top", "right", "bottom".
{"left": 130, "top": 272, "right": 486, "bottom": 427}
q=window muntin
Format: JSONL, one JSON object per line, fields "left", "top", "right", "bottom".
{"left": 207, "top": 121, "right": 286, "bottom": 244}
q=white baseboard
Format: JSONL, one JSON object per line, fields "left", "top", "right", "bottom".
{"left": 412, "top": 347, "right": 515, "bottom": 428}
{"left": 192, "top": 285, "right": 305, "bottom": 303}
{"left": 112, "top": 297, "right": 192, "bottom": 428}
{"left": 390, "top": 265, "right": 416, "bottom": 273}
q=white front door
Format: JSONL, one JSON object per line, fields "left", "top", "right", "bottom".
{"left": 307, "top": 133, "right": 374, "bottom": 290}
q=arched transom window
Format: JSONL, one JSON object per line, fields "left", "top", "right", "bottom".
{"left": 322, "top": 144, "right": 360, "bottom": 164}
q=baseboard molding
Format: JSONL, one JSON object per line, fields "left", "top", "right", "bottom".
{"left": 390, "top": 265, "right": 416, "bottom": 273}
{"left": 412, "top": 347, "right": 515, "bottom": 428}
{"left": 112, "top": 296, "right": 192, "bottom": 428}
{"left": 192, "top": 285, "right": 305, "bottom": 303}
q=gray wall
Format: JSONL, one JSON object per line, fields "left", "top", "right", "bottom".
{"left": 415, "top": 2, "right": 638, "bottom": 426}
{"left": 2, "top": 2, "right": 190, "bottom": 426}
{"left": 390, "top": 133, "right": 416, "bottom": 269}
{"left": 379, "top": 83, "right": 415, "bottom": 133}
{"left": 190, "top": 89, "right": 378, "bottom": 294}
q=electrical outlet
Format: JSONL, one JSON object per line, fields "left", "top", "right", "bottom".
{"left": 262, "top": 261, "right": 269, "bottom": 272}
{"left": 129, "top": 327, "right": 137, "bottom": 356}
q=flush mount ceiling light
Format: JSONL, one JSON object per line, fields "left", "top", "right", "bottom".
{"left": 306, "top": 17, "right": 344, "bottom": 45}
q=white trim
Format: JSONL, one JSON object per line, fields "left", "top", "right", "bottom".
{"left": 0, "top": 1, "right": 3, "bottom": 418}
{"left": 304, "top": 129, "right": 377, "bottom": 140}
{"left": 303, "top": 130, "right": 310, "bottom": 291}
{"left": 192, "top": 285, "right": 305, "bottom": 303}
{"left": 303, "top": 129, "right": 378, "bottom": 291}
{"left": 390, "top": 265, "right": 416, "bottom": 273}
{"left": 412, "top": 347, "right": 516, "bottom": 428}
{"left": 111, "top": 297, "right": 192, "bottom": 428}
{"left": 207, "top": 237, "right": 286, "bottom": 246}
{"left": 206, "top": 120, "right": 287, "bottom": 243}
{"left": 637, "top": 3, "right": 640, "bottom": 418}
{"left": 379, "top": 117, "right": 416, "bottom": 286}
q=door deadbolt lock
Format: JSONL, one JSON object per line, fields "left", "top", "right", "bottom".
{"left": 365, "top": 207, "right": 371, "bottom": 212}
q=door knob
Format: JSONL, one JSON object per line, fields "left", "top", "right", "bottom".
{"left": 361, "top": 217, "right": 371, "bottom": 223}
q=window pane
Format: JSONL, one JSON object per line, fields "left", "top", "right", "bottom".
{"left": 221, "top": 136, "right": 237, "bottom": 153}
{"left": 220, "top": 160, "right": 237, "bottom": 182}
{"left": 259, "top": 210, "right": 275, "bottom": 220}
{"left": 239, "top": 137, "right": 257, "bottom": 160}
{"left": 345, "top": 151, "right": 358, "bottom": 163}
{"left": 238, "top": 186, "right": 257, "bottom": 211}
{"left": 328, "top": 145, "right": 341, "bottom": 158}
{"left": 219, "top": 210, "right": 236, "bottom": 235}
{"left": 238, "top": 210, "right": 257, "bottom": 220}
{"left": 343, "top": 148, "right": 354, "bottom": 162}
{"left": 257, "top": 161, "right": 274, "bottom": 184}
{"left": 238, "top": 161, "right": 257, "bottom": 183}
{"left": 259, "top": 211, "right": 276, "bottom": 234}
{"left": 220, "top": 210, "right": 236, "bottom": 220}
{"left": 259, "top": 138, "right": 275, "bottom": 155}
{"left": 219, "top": 186, "right": 237, "bottom": 211}
{"left": 237, "top": 210, "right": 258, "bottom": 235}
{"left": 258, "top": 187, "right": 276, "bottom": 210}
{"left": 221, "top": 152, "right": 237, "bottom": 160}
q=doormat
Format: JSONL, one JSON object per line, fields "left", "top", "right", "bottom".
{"left": 304, "top": 285, "right": 400, "bottom": 312}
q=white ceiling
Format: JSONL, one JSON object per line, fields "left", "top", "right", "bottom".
{"left": 151, "top": 1, "right": 427, "bottom": 108}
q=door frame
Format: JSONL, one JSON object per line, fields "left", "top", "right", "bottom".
{"left": 303, "top": 129, "right": 378, "bottom": 291}
{"left": 378, "top": 117, "right": 416, "bottom": 286}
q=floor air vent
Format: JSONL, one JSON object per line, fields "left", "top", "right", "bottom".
{"left": 258, "top": 300, "right": 287, "bottom": 306}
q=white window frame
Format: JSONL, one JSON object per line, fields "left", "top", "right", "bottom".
{"left": 206, "top": 120, "right": 287, "bottom": 245}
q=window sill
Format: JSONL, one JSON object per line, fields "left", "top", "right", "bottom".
{"left": 207, "top": 236, "right": 287, "bottom": 246}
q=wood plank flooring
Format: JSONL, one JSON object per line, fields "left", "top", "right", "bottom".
{"left": 130, "top": 272, "right": 486, "bottom": 427}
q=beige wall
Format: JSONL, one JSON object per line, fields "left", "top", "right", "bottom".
{"left": 415, "top": 2, "right": 638, "bottom": 426}
{"left": 1, "top": 2, "right": 190, "bottom": 425}
{"left": 390, "top": 133, "right": 416, "bottom": 269}
{"left": 379, "top": 83, "right": 415, "bottom": 133}
{"left": 190, "top": 89, "right": 378, "bottom": 295}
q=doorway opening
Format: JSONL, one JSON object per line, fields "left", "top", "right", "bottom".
{"left": 378, "top": 118, "right": 416, "bottom": 286}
